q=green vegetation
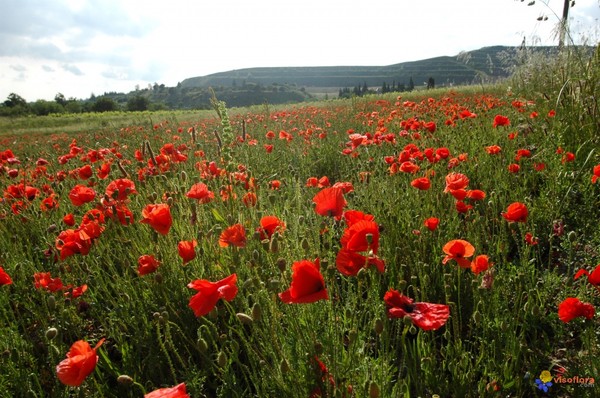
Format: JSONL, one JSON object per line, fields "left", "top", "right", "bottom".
{"left": 0, "top": 43, "right": 598, "bottom": 397}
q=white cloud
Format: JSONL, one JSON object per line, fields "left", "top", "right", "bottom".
{"left": 0, "top": 0, "right": 597, "bottom": 101}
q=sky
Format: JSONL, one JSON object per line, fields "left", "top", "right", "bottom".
{"left": 0, "top": 0, "right": 598, "bottom": 102}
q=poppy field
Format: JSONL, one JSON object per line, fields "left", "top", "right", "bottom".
{"left": 1, "top": 49, "right": 600, "bottom": 397}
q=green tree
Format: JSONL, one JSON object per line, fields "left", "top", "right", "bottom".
{"left": 31, "top": 100, "right": 64, "bottom": 116}
{"left": 127, "top": 95, "right": 150, "bottom": 111}
{"left": 54, "top": 93, "right": 67, "bottom": 107}
{"left": 3, "top": 93, "right": 27, "bottom": 108}
{"left": 91, "top": 97, "right": 118, "bottom": 112}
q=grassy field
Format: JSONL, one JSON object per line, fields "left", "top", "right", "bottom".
{"left": 0, "top": 46, "right": 599, "bottom": 398}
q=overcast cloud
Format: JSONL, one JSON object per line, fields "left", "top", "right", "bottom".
{"left": 0, "top": 0, "right": 598, "bottom": 101}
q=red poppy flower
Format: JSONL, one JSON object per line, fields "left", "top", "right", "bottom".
{"left": 318, "top": 176, "right": 330, "bottom": 188}
{"left": 34, "top": 272, "right": 64, "bottom": 292}
{"left": 558, "top": 297, "right": 595, "bottom": 323}
{"left": 69, "top": 185, "right": 96, "bottom": 207}
{"left": 279, "top": 259, "right": 328, "bottom": 304}
{"left": 178, "top": 240, "right": 197, "bottom": 264}
{"left": 56, "top": 338, "right": 105, "bottom": 386}
{"left": 145, "top": 383, "right": 190, "bottom": 398}
{"left": 448, "top": 188, "right": 468, "bottom": 200}
{"left": 424, "top": 217, "right": 439, "bottom": 231}
{"left": 340, "top": 220, "right": 380, "bottom": 254}
{"left": 0, "top": 267, "right": 12, "bottom": 285}
{"left": 399, "top": 161, "right": 420, "bottom": 174}
{"left": 524, "top": 232, "right": 539, "bottom": 246}
{"left": 63, "top": 213, "right": 76, "bottom": 226}
{"left": 242, "top": 191, "right": 257, "bottom": 207}
{"left": 77, "top": 164, "right": 93, "bottom": 180}
{"left": 502, "top": 202, "right": 528, "bottom": 223}
{"left": 55, "top": 229, "right": 92, "bottom": 260}
{"left": 343, "top": 210, "right": 375, "bottom": 227}
{"left": 444, "top": 172, "right": 469, "bottom": 192}
{"left": 455, "top": 200, "right": 473, "bottom": 214}
{"left": 64, "top": 284, "right": 88, "bottom": 299}
{"left": 442, "top": 239, "right": 475, "bottom": 268}
{"left": 105, "top": 178, "right": 137, "bottom": 201}
{"left": 466, "top": 190, "right": 486, "bottom": 201}
{"left": 313, "top": 187, "right": 346, "bottom": 219}
{"left": 140, "top": 204, "right": 172, "bottom": 235}
{"left": 574, "top": 264, "right": 600, "bottom": 286}
{"left": 485, "top": 145, "right": 501, "bottom": 155}
{"left": 335, "top": 248, "right": 385, "bottom": 276}
{"left": 471, "top": 255, "right": 492, "bottom": 274}
{"left": 592, "top": 165, "right": 600, "bottom": 183}
{"left": 256, "top": 215, "right": 286, "bottom": 240}
{"left": 219, "top": 224, "right": 247, "bottom": 248}
{"left": 492, "top": 115, "right": 510, "bottom": 128}
{"left": 507, "top": 163, "right": 520, "bottom": 173}
{"left": 188, "top": 274, "right": 238, "bottom": 317}
{"left": 383, "top": 289, "right": 450, "bottom": 331}
{"left": 138, "top": 254, "right": 160, "bottom": 276}
{"left": 411, "top": 177, "right": 431, "bottom": 190}
{"left": 561, "top": 152, "right": 575, "bottom": 163}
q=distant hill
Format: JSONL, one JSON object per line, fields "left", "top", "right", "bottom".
{"left": 181, "top": 46, "right": 537, "bottom": 91}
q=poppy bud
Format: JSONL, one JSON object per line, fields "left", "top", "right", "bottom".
{"left": 166, "top": 197, "right": 173, "bottom": 206}
{"left": 268, "top": 194, "right": 276, "bottom": 205}
{"left": 117, "top": 375, "right": 134, "bottom": 386}
{"left": 314, "top": 341, "right": 323, "bottom": 354}
{"left": 154, "top": 273, "right": 163, "bottom": 284}
{"left": 160, "top": 311, "right": 169, "bottom": 321}
{"left": 368, "top": 382, "right": 380, "bottom": 398}
{"left": 276, "top": 257, "right": 287, "bottom": 272}
{"left": 268, "top": 279, "right": 280, "bottom": 291}
{"left": 236, "top": 313, "right": 253, "bottom": 325}
{"left": 398, "top": 280, "right": 407, "bottom": 290}
{"left": 180, "top": 170, "right": 187, "bottom": 181}
{"left": 472, "top": 310, "right": 482, "bottom": 324}
{"left": 373, "top": 318, "right": 384, "bottom": 335}
{"left": 280, "top": 358, "right": 290, "bottom": 373}
{"left": 421, "top": 357, "right": 431, "bottom": 370}
{"left": 251, "top": 303, "right": 262, "bottom": 320}
{"left": 269, "top": 236, "right": 279, "bottom": 252}
{"left": 153, "top": 312, "right": 160, "bottom": 321}
{"left": 243, "top": 278, "right": 256, "bottom": 290}
{"left": 197, "top": 338, "right": 208, "bottom": 353}
{"left": 301, "top": 238, "right": 310, "bottom": 251}
{"left": 261, "top": 239, "right": 270, "bottom": 251}
{"left": 47, "top": 224, "right": 57, "bottom": 233}
{"left": 217, "top": 351, "right": 227, "bottom": 367}
{"left": 348, "top": 329, "right": 358, "bottom": 344}
{"left": 298, "top": 216, "right": 304, "bottom": 224}
{"left": 568, "top": 230, "right": 577, "bottom": 242}
{"left": 47, "top": 295, "right": 56, "bottom": 311}
{"left": 531, "top": 305, "right": 540, "bottom": 317}
{"left": 409, "top": 325, "right": 418, "bottom": 335}
{"left": 45, "top": 327, "right": 58, "bottom": 340}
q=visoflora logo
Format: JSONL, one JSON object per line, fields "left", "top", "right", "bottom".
{"left": 535, "top": 369, "right": 595, "bottom": 392}
{"left": 535, "top": 370, "right": 553, "bottom": 392}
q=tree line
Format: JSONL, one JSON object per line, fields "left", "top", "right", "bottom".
{"left": 338, "top": 76, "right": 435, "bottom": 99}
{"left": 0, "top": 92, "right": 160, "bottom": 117}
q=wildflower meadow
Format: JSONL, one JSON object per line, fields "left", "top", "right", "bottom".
{"left": 0, "top": 46, "right": 599, "bottom": 397}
